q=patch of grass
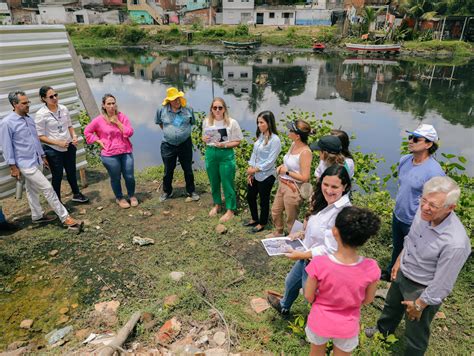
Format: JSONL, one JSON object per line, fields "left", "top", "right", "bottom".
{"left": 0, "top": 166, "right": 472, "bottom": 354}
{"left": 403, "top": 40, "right": 474, "bottom": 57}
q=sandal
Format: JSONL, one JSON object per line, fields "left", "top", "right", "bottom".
{"left": 116, "top": 199, "right": 130, "bottom": 209}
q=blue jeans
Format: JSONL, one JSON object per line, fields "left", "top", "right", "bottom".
{"left": 280, "top": 259, "right": 308, "bottom": 310}
{"left": 387, "top": 214, "right": 411, "bottom": 275}
{"left": 0, "top": 207, "right": 6, "bottom": 223}
{"left": 100, "top": 153, "right": 136, "bottom": 199}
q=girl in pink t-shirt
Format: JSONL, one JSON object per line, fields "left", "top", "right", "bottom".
{"left": 304, "top": 206, "right": 381, "bottom": 355}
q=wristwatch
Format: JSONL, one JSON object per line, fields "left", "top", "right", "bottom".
{"left": 413, "top": 301, "right": 422, "bottom": 312}
{"left": 286, "top": 170, "right": 290, "bottom": 176}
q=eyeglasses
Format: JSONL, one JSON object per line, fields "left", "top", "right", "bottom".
{"left": 408, "top": 135, "right": 429, "bottom": 143}
{"left": 419, "top": 197, "right": 443, "bottom": 211}
{"left": 212, "top": 106, "right": 224, "bottom": 111}
{"left": 48, "top": 93, "right": 59, "bottom": 99}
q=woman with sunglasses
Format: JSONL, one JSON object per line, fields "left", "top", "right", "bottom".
{"left": 266, "top": 120, "right": 313, "bottom": 238}
{"left": 35, "top": 86, "right": 89, "bottom": 203}
{"left": 202, "top": 97, "right": 243, "bottom": 222}
{"left": 84, "top": 94, "right": 138, "bottom": 209}
{"left": 245, "top": 111, "right": 281, "bottom": 233}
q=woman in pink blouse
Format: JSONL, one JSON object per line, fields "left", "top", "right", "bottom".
{"left": 84, "top": 94, "right": 138, "bottom": 208}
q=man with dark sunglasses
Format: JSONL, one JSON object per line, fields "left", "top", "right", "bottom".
{"left": 382, "top": 124, "right": 445, "bottom": 281}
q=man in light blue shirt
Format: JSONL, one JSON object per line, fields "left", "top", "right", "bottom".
{"left": 367, "top": 176, "right": 470, "bottom": 355}
{"left": 0, "top": 91, "right": 81, "bottom": 229}
{"left": 383, "top": 124, "right": 445, "bottom": 280}
{"left": 155, "top": 87, "right": 199, "bottom": 203}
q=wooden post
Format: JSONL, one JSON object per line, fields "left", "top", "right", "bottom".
{"left": 98, "top": 311, "right": 141, "bottom": 356}
{"left": 80, "top": 168, "right": 88, "bottom": 188}
{"left": 440, "top": 17, "right": 446, "bottom": 40}
{"left": 459, "top": 17, "right": 468, "bottom": 41}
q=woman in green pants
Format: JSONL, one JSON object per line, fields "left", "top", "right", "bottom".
{"left": 202, "top": 97, "right": 243, "bottom": 222}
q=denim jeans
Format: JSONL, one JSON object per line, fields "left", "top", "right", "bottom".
{"left": 0, "top": 207, "right": 6, "bottom": 223}
{"left": 387, "top": 214, "right": 412, "bottom": 275}
{"left": 43, "top": 144, "right": 80, "bottom": 201}
{"left": 160, "top": 137, "right": 195, "bottom": 195}
{"left": 100, "top": 153, "right": 135, "bottom": 199}
{"left": 280, "top": 259, "right": 308, "bottom": 310}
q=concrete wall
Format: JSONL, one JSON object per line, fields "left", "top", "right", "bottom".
{"left": 181, "top": 7, "right": 214, "bottom": 25}
{"left": 295, "top": 7, "right": 331, "bottom": 25}
{"left": 38, "top": 5, "right": 71, "bottom": 24}
{"left": 129, "top": 9, "right": 154, "bottom": 23}
{"left": 222, "top": 0, "right": 253, "bottom": 10}
{"left": 185, "top": 0, "right": 208, "bottom": 12}
{"left": 222, "top": 8, "right": 253, "bottom": 24}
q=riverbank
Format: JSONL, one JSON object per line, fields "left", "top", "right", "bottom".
{"left": 0, "top": 164, "right": 472, "bottom": 354}
{"left": 67, "top": 24, "right": 474, "bottom": 59}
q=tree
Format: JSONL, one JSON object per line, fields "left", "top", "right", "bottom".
{"left": 398, "top": 0, "right": 439, "bottom": 31}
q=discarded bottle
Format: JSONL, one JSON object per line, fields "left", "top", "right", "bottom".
{"left": 15, "top": 179, "right": 23, "bottom": 200}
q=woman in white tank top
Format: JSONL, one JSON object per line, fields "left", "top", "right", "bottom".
{"left": 266, "top": 120, "right": 313, "bottom": 238}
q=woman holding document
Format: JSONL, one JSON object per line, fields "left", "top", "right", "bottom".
{"left": 202, "top": 97, "right": 243, "bottom": 222}
{"left": 266, "top": 164, "right": 352, "bottom": 316}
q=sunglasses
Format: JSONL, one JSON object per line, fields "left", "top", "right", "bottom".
{"left": 48, "top": 93, "right": 59, "bottom": 99}
{"left": 408, "top": 135, "right": 429, "bottom": 143}
{"left": 212, "top": 106, "right": 224, "bottom": 111}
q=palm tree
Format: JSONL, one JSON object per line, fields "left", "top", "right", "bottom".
{"left": 362, "top": 6, "right": 384, "bottom": 33}
{"left": 398, "top": 0, "right": 439, "bottom": 32}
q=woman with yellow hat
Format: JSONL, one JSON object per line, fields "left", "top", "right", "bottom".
{"left": 155, "top": 87, "right": 200, "bottom": 203}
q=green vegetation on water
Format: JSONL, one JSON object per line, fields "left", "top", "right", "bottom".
{"left": 67, "top": 24, "right": 473, "bottom": 58}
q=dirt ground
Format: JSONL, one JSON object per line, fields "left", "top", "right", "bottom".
{"left": 0, "top": 167, "right": 472, "bottom": 354}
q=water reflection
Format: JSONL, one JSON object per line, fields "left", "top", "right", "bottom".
{"left": 78, "top": 48, "right": 474, "bottom": 185}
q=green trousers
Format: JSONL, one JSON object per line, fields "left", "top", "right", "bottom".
{"left": 377, "top": 271, "right": 440, "bottom": 356}
{"left": 205, "top": 146, "right": 237, "bottom": 211}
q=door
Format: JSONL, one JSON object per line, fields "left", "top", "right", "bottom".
{"left": 256, "top": 12, "right": 263, "bottom": 25}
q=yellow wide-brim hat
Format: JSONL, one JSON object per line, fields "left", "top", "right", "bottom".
{"left": 162, "top": 87, "right": 186, "bottom": 107}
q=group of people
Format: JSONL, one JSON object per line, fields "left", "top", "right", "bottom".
{"left": 0, "top": 87, "right": 471, "bottom": 356}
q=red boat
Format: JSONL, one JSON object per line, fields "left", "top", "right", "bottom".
{"left": 312, "top": 42, "right": 325, "bottom": 52}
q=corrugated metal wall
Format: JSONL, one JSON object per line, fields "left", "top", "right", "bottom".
{"left": 0, "top": 25, "right": 89, "bottom": 199}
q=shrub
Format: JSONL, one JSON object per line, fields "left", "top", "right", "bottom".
{"left": 234, "top": 24, "right": 249, "bottom": 36}
{"left": 169, "top": 24, "right": 180, "bottom": 35}
{"left": 119, "top": 26, "right": 147, "bottom": 45}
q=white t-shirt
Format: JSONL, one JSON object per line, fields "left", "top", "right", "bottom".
{"left": 314, "top": 157, "right": 355, "bottom": 179}
{"left": 203, "top": 117, "right": 243, "bottom": 146}
{"left": 34, "top": 104, "right": 73, "bottom": 152}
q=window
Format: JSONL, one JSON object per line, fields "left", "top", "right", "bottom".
{"left": 241, "top": 88, "right": 249, "bottom": 93}
{"left": 76, "top": 14, "right": 84, "bottom": 23}
{"left": 240, "top": 72, "right": 248, "bottom": 78}
{"left": 269, "top": 12, "right": 274, "bottom": 18}
{"left": 228, "top": 72, "right": 234, "bottom": 78}
{"left": 228, "top": 0, "right": 234, "bottom": 2}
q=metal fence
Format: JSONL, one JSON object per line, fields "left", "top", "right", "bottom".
{"left": 0, "top": 24, "right": 88, "bottom": 199}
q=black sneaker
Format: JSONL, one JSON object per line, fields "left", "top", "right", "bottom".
{"left": 72, "top": 193, "right": 89, "bottom": 203}
{"left": 0, "top": 221, "right": 20, "bottom": 231}
{"left": 32, "top": 214, "right": 57, "bottom": 224}
{"left": 267, "top": 294, "right": 289, "bottom": 316}
{"left": 380, "top": 271, "right": 391, "bottom": 282}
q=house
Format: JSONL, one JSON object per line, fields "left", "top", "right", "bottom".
{"left": 37, "top": 4, "right": 121, "bottom": 24}
{"left": 222, "top": 0, "right": 253, "bottom": 25}
{"left": 127, "top": 0, "right": 163, "bottom": 24}
{"left": 0, "top": 3, "right": 13, "bottom": 24}
{"left": 183, "top": 0, "right": 208, "bottom": 12}
{"left": 181, "top": 6, "right": 215, "bottom": 25}
{"left": 254, "top": 6, "right": 295, "bottom": 26}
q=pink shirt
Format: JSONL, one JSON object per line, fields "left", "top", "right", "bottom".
{"left": 84, "top": 112, "right": 134, "bottom": 157}
{"left": 305, "top": 255, "right": 381, "bottom": 338}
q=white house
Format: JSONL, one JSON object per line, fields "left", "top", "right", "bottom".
{"left": 254, "top": 6, "right": 295, "bottom": 26}
{"left": 222, "top": 0, "right": 254, "bottom": 25}
{"left": 295, "top": 5, "right": 331, "bottom": 25}
{"left": 0, "top": 3, "right": 13, "bottom": 25}
{"left": 38, "top": 4, "right": 121, "bottom": 24}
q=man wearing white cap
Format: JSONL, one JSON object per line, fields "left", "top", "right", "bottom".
{"left": 382, "top": 124, "right": 445, "bottom": 281}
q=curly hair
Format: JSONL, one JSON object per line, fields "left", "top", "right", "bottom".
{"left": 335, "top": 206, "right": 381, "bottom": 248}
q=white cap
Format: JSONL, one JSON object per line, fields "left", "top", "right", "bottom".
{"left": 406, "top": 124, "right": 439, "bottom": 143}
